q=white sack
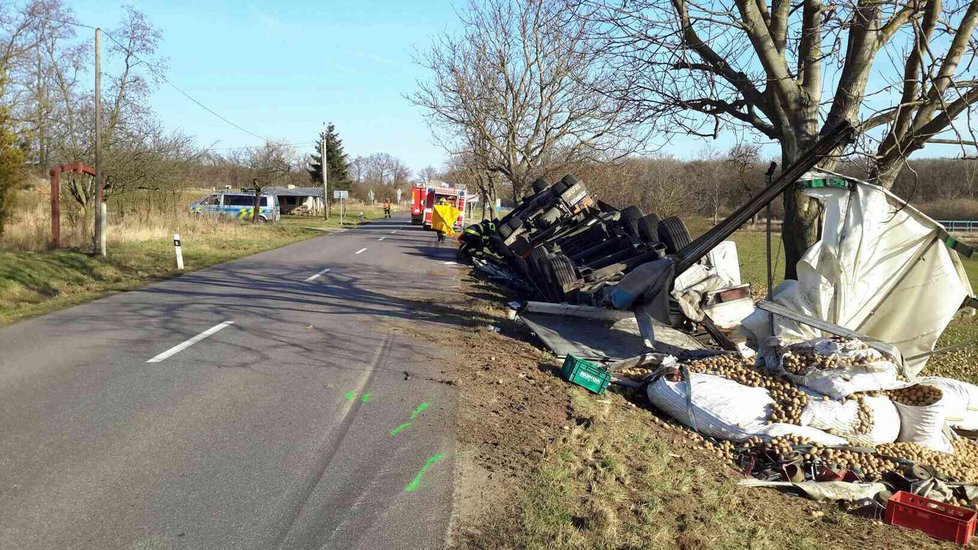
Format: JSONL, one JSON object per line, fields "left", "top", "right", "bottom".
{"left": 800, "top": 396, "right": 900, "bottom": 446}
{"left": 646, "top": 372, "right": 846, "bottom": 446}
{"left": 894, "top": 397, "right": 953, "bottom": 453}
{"left": 785, "top": 368, "right": 906, "bottom": 400}
{"left": 922, "top": 376, "right": 978, "bottom": 411}
{"left": 952, "top": 410, "right": 978, "bottom": 431}
{"left": 739, "top": 172, "right": 974, "bottom": 376}
{"left": 777, "top": 337, "right": 905, "bottom": 399}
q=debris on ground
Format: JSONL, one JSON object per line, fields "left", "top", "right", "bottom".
{"left": 451, "top": 126, "right": 978, "bottom": 544}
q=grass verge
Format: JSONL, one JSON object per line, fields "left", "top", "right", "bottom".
{"left": 0, "top": 209, "right": 387, "bottom": 326}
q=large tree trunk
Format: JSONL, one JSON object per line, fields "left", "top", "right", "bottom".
{"left": 782, "top": 188, "right": 820, "bottom": 280}
{"left": 780, "top": 142, "right": 822, "bottom": 280}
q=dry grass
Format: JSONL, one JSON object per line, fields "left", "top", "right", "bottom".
{"left": 0, "top": 189, "right": 258, "bottom": 251}
{"left": 0, "top": 200, "right": 246, "bottom": 250}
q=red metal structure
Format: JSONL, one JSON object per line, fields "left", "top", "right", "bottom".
{"left": 49, "top": 161, "right": 96, "bottom": 248}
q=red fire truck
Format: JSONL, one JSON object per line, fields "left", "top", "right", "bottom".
{"left": 411, "top": 184, "right": 466, "bottom": 230}
{"left": 410, "top": 186, "right": 426, "bottom": 225}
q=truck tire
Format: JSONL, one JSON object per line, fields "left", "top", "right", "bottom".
{"left": 658, "top": 216, "right": 692, "bottom": 254}
{"left": 531, "top": 177, "right": 550, "bottom": 194}
{"left": 636, "top": 213, "right": 661, "bottom": 244}
{"left": 618, "top": 206, "right": 643, "bottom": 237}
{"left": 535, "top": 207, "right": 562, "bottom": 229}
{"left": 507, "top": 216, "right": 524, "bottom": 230}
{"left": 498, "top": 223, "right": 513, "bottom": 239}
{"left": 620, "top": 205, "right": 644, "bottom": 225}
{"left": 550, "top": 254, "right": 578, "bottom": 289}
{"left": 554, "top": 175, "right": 576, "bottom": 195}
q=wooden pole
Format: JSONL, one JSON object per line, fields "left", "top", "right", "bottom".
{"left": 94, "top": 28, "right": 105, "bottom": 256}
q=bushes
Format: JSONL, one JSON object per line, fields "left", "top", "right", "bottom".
{"left": 917, "top": 198, "right": 978, "bottom": 221}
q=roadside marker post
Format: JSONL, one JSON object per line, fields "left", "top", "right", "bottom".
{"left": 173, "top": 233, "right": 184, "bottom": 270}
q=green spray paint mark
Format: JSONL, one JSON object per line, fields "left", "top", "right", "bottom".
{"left": 344, "top": 391, "right": 356, "bottom": 401}
{"left": 405, "top": 454, "right": 445, "bottom": 492}
{"left": 361, "top": 392, "right": 372, "bottom": 403}
{"left": 390, "top": 422, "right": 412, "bottom": 436}
{"left": 410, "top": 402, "right": 429, "bottom": 419}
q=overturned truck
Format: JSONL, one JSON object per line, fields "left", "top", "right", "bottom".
{"left": 461, "top": 122, "right": 978, "bottom": 522}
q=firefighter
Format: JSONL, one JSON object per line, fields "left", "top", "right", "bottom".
{"left": 458, "top": 222, "right": 485, "bottom": 261}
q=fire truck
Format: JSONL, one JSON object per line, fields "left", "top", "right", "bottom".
{"left": 411, "top": 184, "right": 466, "bottom": 230}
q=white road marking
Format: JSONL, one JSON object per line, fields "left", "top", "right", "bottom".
{"left": 355, "top": 248, "right": 368, "bottom": 255}
{"left": 305, "top": 267, "right": 332, "bottom": 282}
{"left": 391, "top": 230, "right": 397, "bottom": 234}
{"left": 378, "top": 237, "right": 385, "bottom": 241}
{"left": 443, "top": 261, "right": 457, "bottom": 265}
{"left": 147, "top": 321, "right": 234, "bottom": 363}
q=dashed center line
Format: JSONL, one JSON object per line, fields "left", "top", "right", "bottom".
{"left": 391, "top": 230, "right": 397, "bottom": 234}
{"left": 378, "top": 237, "right": 385, "bottom": 241}
{"left": 304, "top": 267, "right": 332, "bottom": 282}
{"left": 147, "top": 321, "right": 234, "bottom": 363}
{"left": 355, "top": 248, "right": 368, "bottom": 255}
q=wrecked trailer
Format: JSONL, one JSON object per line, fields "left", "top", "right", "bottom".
{"left": 466, "top": 121, "right": 978, "bottom": 542}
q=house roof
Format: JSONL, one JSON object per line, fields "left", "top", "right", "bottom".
{"left": 266, "top": 186, "right": 325, "bottom": 197}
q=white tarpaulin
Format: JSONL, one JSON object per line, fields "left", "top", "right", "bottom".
{"left": 742, "top": 170, "right": 974, "bottom": 376}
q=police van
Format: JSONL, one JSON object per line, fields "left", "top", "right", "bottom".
{"left": 190, "top": 191, "right": 281, "bottom": 223}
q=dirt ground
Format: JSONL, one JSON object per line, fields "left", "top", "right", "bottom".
{"left": 397, "top": 269, "right": 968, "bottom": 550}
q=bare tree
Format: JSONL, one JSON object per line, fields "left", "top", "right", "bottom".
{"left": 418, "top": 165, "right": 438, "bottom": 184}
{"left": 582, "top": 0, "right": 978, "bottom": 277}
{"left": 410, "top": 0, "right": 645, "bottom": 202}
{"left": 349, "top": 155, "right": 366, "bottom": 183}
{"left": 244, "top": 141, "right": 295, "bottom": 223}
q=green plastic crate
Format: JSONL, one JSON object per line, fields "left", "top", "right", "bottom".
{"left": 560, "top": 355, "right": 611, "bottom": 394}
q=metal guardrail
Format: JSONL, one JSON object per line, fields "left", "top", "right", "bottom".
{"left": 937, "top": 220, "right": 978, "bottom": 232}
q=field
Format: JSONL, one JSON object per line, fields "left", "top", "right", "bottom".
{"left": 0, "top": 197, "right": 391, "bottom": 326}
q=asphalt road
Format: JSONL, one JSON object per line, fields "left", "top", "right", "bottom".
{"left": 0, "top": 216, "right": 466, "bottom": 550}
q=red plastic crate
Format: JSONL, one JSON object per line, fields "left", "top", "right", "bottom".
{"left": 885, "top": 491, "right": 977, "bottom": 545}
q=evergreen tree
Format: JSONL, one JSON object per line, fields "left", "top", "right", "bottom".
{"left": 0, "top": 98, "right": 25, "bottom": 236}
{"left": 308, "top": 123, "right": 351, "bottom": 192}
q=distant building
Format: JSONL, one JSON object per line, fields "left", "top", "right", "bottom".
{"left": 267, "top": 186, "right": 325, "bottom": 215}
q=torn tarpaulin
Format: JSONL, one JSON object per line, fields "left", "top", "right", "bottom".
{"left": 741, "top": 170, "right": 975, "bottom": 376}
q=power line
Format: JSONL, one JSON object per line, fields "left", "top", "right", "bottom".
{"left": 39, "top": 13, "right": 276, "bottom": 144}
{"left": 201, "top": 141, "right": 318, "bottom": 152}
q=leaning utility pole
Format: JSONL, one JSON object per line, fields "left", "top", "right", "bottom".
{"left": 321, "top": 122, "right": 329, "bottom": 220}
{"left": 94, "top": 27, "right": 105, "bottom": 256}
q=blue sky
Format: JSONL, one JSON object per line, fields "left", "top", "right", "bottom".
{"left": 70, "top": 0, "right": 461, "bottom": 172}
{"left": 67, "top": 1, "right": 974, "bottom": 174}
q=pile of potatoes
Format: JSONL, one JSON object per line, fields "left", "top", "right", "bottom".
{"left": 781, "top": 350, "right": 840, "bottom": 375}
{"left": 780, "top": 339, "right": 876, "bottom": 376}
{"left": 884, "top": 384, "right": 943, "bottom": 406}
{"left": 684, "top": 355, "right": 809, "bottom": 424}
{"left": 853, "top": 396, "right": 875, "bottom": 435}
{"left": 876, "top": 440, "right": 978, "bottom": 485}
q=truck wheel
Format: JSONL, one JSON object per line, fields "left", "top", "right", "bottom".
{"left": 531, "top": 177, "right": 550, "bottom": 194}
{"left": 554, "top": 175, "right": 576, "bottom": 195}
{"left": 636, "top": 213, "right": 661, "bottom": 244}
{"left": 550, "top": 254, "right": 578, "bottom": 289}
{"left": 535, "top": 207, "right": 562, "bottom": 229}
{"left": 658, "top": 216, "right": 692, "bottom": 254}
{"left": 507, "top": 216, "right": 524, "bottom": 230}
{"left": 617, "top": 205, "right": 642, "bottom": 234}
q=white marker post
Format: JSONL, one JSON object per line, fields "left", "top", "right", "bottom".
{"left": 173, "top": 233, "right": 184, "bottom": 270}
